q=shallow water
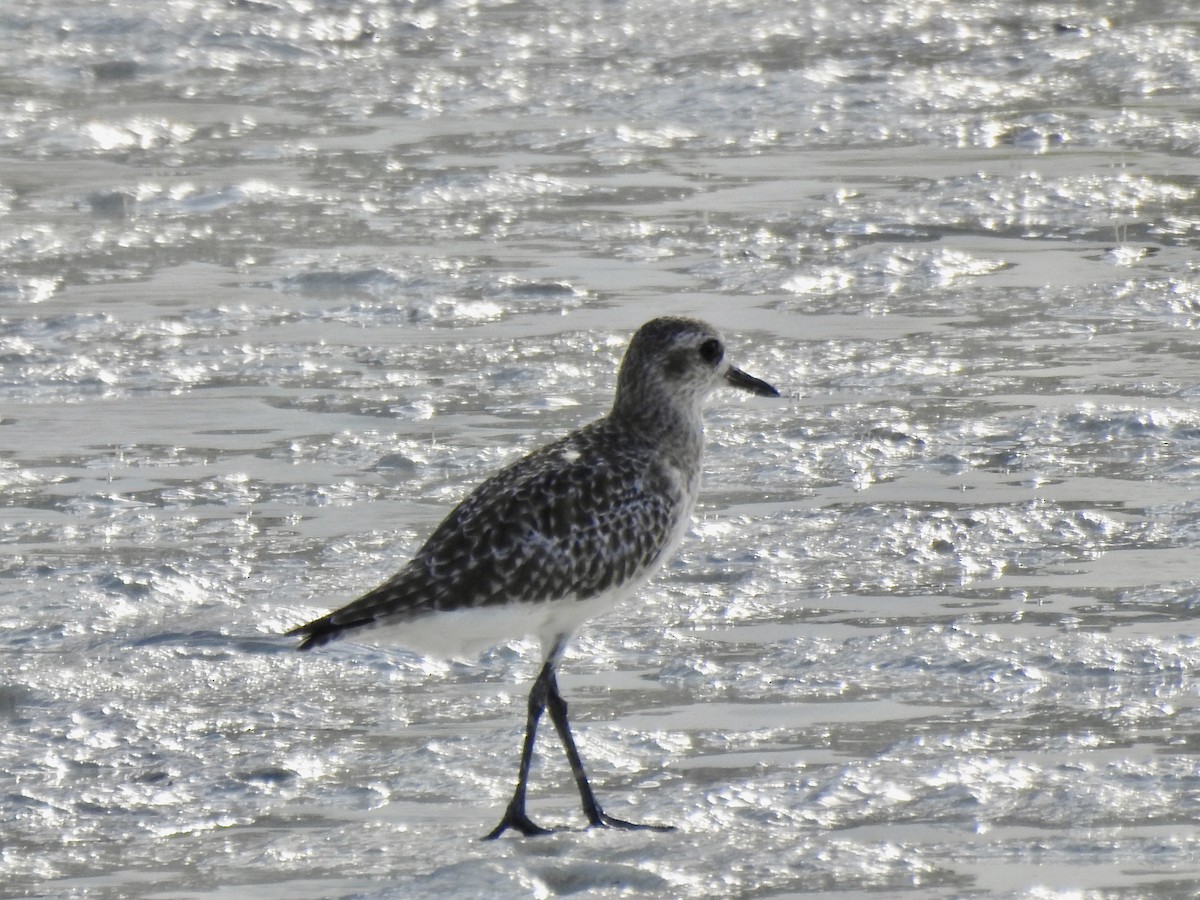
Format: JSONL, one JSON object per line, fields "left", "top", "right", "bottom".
{"left": 4, "top": 0, "right": 1200, "bottom": 897}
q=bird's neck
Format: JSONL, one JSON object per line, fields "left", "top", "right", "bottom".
{"left": 609, "top": 393, "right": 705, "bottom": 467}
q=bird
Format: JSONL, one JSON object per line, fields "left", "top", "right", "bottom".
{"left": 287, "top": 315, "right": 780, "bottom": 839}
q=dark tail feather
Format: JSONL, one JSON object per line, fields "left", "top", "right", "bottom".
{"left": 287, "top": 573, "right": 420, "bottom": 651}
{"left": 286, "top": 612, "right": 375, "bottom": 651}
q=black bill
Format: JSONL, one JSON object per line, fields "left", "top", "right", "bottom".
{"left": 724, "top": 365, "right": 780, "bottom": 398}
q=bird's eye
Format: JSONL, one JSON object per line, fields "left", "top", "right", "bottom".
{"left": 699, "top": 338, "right": 723, "bottom": 365}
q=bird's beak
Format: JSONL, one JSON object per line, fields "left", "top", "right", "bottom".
{"left": 724, "top": 365, "right": 780, "bottom": 398}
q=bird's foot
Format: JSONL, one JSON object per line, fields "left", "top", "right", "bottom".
{"left": 588, "top": 809, "right": 675, "bottom": 833}
{"left": 482, "top": 804, "right": 553, "bottom": 840}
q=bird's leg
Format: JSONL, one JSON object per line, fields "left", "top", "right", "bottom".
{"left": 483, "top": 660, "right": 555, "bottom": 840}
{"left": 543, "top": 666, "right": 675, "bottom": 833}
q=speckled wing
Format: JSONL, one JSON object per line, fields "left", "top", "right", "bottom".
{"left": 289, "top": 421, "right": 681, "bottom": 650}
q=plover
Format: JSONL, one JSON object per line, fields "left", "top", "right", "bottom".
{"left": 288, "top": 316, "right": 779, "bottom": 838}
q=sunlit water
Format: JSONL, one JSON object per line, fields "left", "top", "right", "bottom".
{"left": 4, "top": 1, "right": 1200, "bottom": 897}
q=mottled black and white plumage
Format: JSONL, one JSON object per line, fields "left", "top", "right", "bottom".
{"left": 288, "top": 316, "right": 779, "bottom": 838}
